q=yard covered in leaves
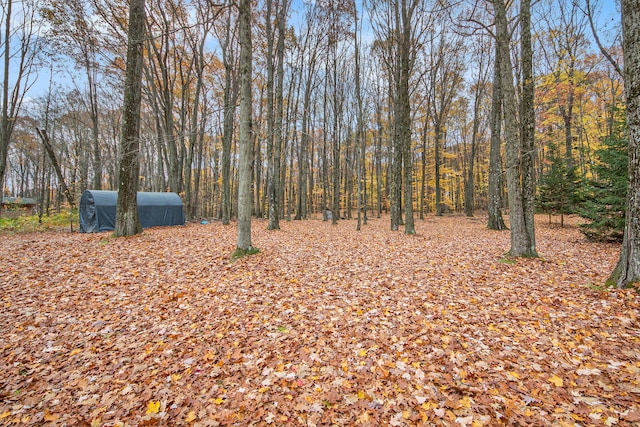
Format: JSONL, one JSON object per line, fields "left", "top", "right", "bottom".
{"left": 0, "top": 215, "right": 638, "bottom": 426}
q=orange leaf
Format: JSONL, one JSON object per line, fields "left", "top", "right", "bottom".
{"left": 44, "top": 410, "right": 60, "bottom": 422}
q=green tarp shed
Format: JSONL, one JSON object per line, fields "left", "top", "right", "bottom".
{"left": 79, "top": 190, "right": 185, "bottom": 232}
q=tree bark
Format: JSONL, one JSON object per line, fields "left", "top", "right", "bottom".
{"left": 0, "top": 0, "right": 13, "bottom": 201}
{"left": 264, "top": 0, "right": 276, "bottom": 226}
{"left": 114, "top": 0, "right": 145, "bottom": 237}
{"left": 331, "top": 41, "right": 340, "bottom": 225}
{"left": 236, "top": 0, "right": 254, "bottom": 251}
{"left": 390, "top": 89, "right": 401, "bottom": 230}
{"left": 608, "top": 0, "right": 640, "bottom": 287}
{"left": 496, "top": 0, "right": 532, "bottom": 255}
{"left": 488, "top": 42, "right": 507, "bottom": 230}
{"left": 296, "top": 73, "right": 313, "bottom": 220}
{"left": 322, "top": 80, "right": 329, "bottom": 220}
{"left": 389, "top": 10, "right": 401, "bottom": 231}
{"left": 434, "top": 122, "right": 442, "bottom": 216}
{"left": 355, "top": 8, "right": 364, "bottom": 231}
{"left": 520, "top": 0, "right": 538, "bottom": 257}
{"left": 220, "top": 10, "right": 238, "bottom": 225}
{"left": 420, "top": 114, "right": 428, "bottom": 219}
{"left": 375, "top": 101, "right": 383, "bottom": 218}
{"left": 344, "top": 128, "right": 352, "bottom": 219}
{"left": 399, "top": 0, "right": 415, "bottom": 234}
{"left": 268, "top": 0, "right": 286, "bottom": 229}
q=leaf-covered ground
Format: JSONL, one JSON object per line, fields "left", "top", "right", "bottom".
{"left": 1, "top": 215, "right": 638, "bottom": 426}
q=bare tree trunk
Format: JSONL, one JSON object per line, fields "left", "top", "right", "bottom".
{"left": 397, "top": 0, "right": 416, "bottom": 234}
{"left": 488, "top": 44, "right": 507, "bottom": 230}
{"left": 496, "top": 0, "right": 534, "bottom": 256}
{"left": 419, "top": 116, "right": 428, "bottom": 219}
{"left": 271, "top": 0, "right": 287, "bottom": 223}
{"left": 114, "top": 0, "right": 145, "bottom": 237}
{"left": 608, "top": 0, "right": 640, "bottom": 287}
{"left": 434, "top": 122, "right": 442, "bottom": 216}
{"left": 296, "top": 74, "right": 312, "bottom": 220}
{"left": 465, "top": 53, "right": 487, "bottom": 217}
{"left": 331, "top": 47, "right": 340, "bottom": 225}
{"left": 308, "top": 122, "right": 315, "bottom": 216}
{"left": 322, "top": 136, "right": 329, "bottom": 219}
{"left": 220, "top": 10, "right": 238, "bottom": 225}
{"left": 0, "top": 0, "right": 13, "bottom": 201}
{"left": 375, "top": 101, "right": 383, "bottom": 218}
{"left": 192, "top": 108, "right": 205, "bottom": 217}
{"left": 520, "top": 0, "right": 538, "bottom": 256}
{"left": 355, "top": 9, "right": 364, "bottom": 231}
{"left": 497, "top": 0, "right": 526, "bottom": 252}
{"left": 36, "top": 128, "right": 75, "bottom": 209}
{"left": 264, "top": 0, "right": 276, "bottom": 225}
{"left": 390, "top": 75, "right": 401, "bottom": 230}
{"left": 253, "top": 87, "right": 263, "bottom": 218}
{"left": 87, "top": 52, "right": 102, "bottom": 190}
{"left": 465, "top": 120, "right": 478, "bottom": 217}
{"left": 344, "top": 128, "right": 352, "bottom": 219}
{"left": 236, "top": 0, "right": 254, "bottom": 252}
{"left": 322, "top": 79, "right": 329, "bottom": 220}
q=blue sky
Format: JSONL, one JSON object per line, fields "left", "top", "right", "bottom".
{"left": 21, "top": 0, "right": 623, "bottom": 100}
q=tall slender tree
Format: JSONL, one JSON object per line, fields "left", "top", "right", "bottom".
{"left": 235, "top": 0, "right": 255, "bottom": 253}
{"left": 216, "top": 5, "right": 239, "bottom": 225}
{"left": 114, "top": 0, "right": 146, "bottom": 237}
{"left": 267, "top": 0, "right": 288, "bottom": 230}
{"left": 520, "top": 0, "right": 537, "bottom": 256}
{"left": 264, "top": 0, "right": 276, "bottom": 225}
{"left": 354, "top": 1, "right": 365, "bottom": 231}
{"left": 495, "top": 0, "right": 536, "bottom": 256}
{"left": 397, "top": 0, "right": 417, "bottom": 234}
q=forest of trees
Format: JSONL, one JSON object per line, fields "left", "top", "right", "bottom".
{"left": 0, "top": 0, "right": 624, "bottom": 232}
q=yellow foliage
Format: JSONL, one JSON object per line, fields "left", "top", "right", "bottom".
{"left": 146, "top": 400, "right": 160, "bottom": 415}
{"left": 548, "top": 375, "right": 564, "bottom": 387}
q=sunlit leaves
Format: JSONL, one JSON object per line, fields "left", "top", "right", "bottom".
{"left": 145, "top": 401, "right": 160, "bottom": 415}
{"left": 548, "top": 374, "right": 564, "bottom": 387}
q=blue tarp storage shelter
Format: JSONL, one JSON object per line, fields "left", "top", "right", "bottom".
{"left": 79, "top": 190, "right": 185, "bottom": 232}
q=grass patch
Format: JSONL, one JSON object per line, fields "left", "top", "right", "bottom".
{"left": 231, "top": 246, "right": 260, "bottom": 261}
{"left": 0, "top": 211, "right": 78, "bottom": 232}
{"left": 497, "top": 257, "right": 517, "bottom": 265}
{"left": 587, "top": 282, "right": 614, "bottom": 292}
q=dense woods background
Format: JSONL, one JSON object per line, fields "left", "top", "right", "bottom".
{"left": 0, "top": 0, "right": 624, "bottom": 231}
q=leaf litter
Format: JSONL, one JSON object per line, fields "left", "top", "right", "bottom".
{"left": 1, "top": 215, "right": 638, "bottom": 426}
